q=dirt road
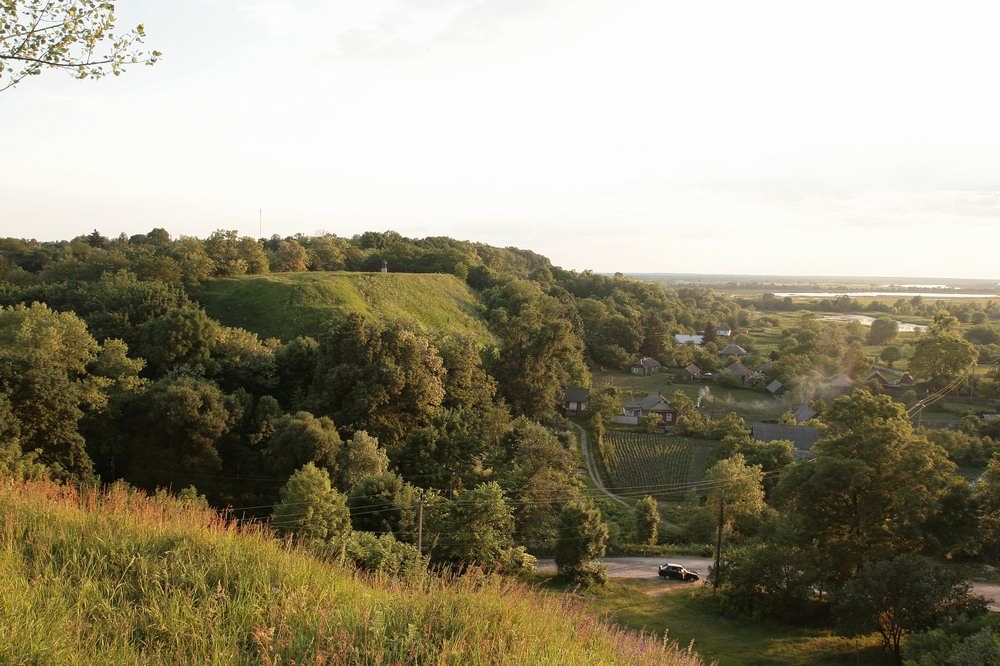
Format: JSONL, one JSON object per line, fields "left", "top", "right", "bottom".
{"left": 571, "top": 423, "right": 627, "bottom": 507}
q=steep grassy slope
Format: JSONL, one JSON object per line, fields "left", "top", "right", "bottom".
{"left": 196, "top": 271, "right": 494, "bottom": 342}
{"left": 0, "top": 480, "right": 703, "bottom": 665}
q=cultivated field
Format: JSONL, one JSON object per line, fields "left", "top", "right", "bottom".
{"left": 600, "top": 431, "right": 716, "bottom": 499}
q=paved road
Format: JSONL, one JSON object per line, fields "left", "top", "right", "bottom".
{"left": 537, "top": 555, "right": 713, "bottom": 579}
{"left": 538, "top": 556, "right": 1000, "bottom": 611}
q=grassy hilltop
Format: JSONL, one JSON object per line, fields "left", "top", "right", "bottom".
{"left": 0, "top": 480, "right": 703, "bottom": 665}
{"left": 196, "top": 271, "right": 494, "bottom": 343}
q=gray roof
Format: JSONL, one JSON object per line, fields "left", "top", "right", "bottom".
{"left": 726, "top": 361, "right": 750, "bottom": 378}
{"left": 793, "top": 405, "right": 818, "bottom": 423}
{"left": 675, "top": 334, "right": 705, "bottom": 345}
{"left": 751, "top": 422, "right": 822, "bottom": 451}
{"left": 684, "top": 363, "right": 702, "bottom": 376}
{"left": 625, "top": 393, "right": 671, "bottom": 412}
{"left": 719, "top": 343, "right": 748, "bottom": 356}
{"left": 766, "top": 380, "right": 783, "bottom": 394}
{"left": 561, "top": 388, "right": 590, "bottom": 403}
{"left": 865, "top": 369, "right": 894, "bottom": 385}
{"left": 757, "top": 360, "right": 773, "bottom": 373}
{"left": 632, "top": 357, "right": 662, "bottom": 369}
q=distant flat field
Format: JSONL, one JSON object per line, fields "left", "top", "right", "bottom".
{"left": 196, "top": 271, "right": 494, "bottom": 343}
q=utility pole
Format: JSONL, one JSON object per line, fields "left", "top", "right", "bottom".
{"left": 713, "top": 497, "right": 725, "bottom": 593}
{"left": 417, "top": 492, "right": 425, "bottom": 555}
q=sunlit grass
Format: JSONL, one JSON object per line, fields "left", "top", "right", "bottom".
{"left": 0, "top": 479, "right": 704, "bottom": 665}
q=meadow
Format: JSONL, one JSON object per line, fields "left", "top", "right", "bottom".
{"left": 581, "top": 579, "right": 893, "bottom": 666}
{"left": 0, "top": 479, "right": 704, "bottom": 666}
{"left": 196, "top": 271, "right": 494, "bottom": 342}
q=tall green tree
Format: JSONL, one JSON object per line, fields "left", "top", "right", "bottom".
{"left": 910, "top": 334, "right": 977, "bottom": 386}
{"left": 554, "top": 501, "right": 609, "bottom": 585}
{"left": 0, "top": 303, "right": 110, "bottom": 481}
{"left": 483, "top": 280, "right": 589, "bottom": 416}
{"left": 272, "top": 463, "right": 352, "bottom": 544}
{"left": 136, "top": 306, "right": 218, "bottom": 375}
{"left": 263, "top": 411, "right": 343, "bottom": 478}
{"left": 337, "top": 430, "right": 390, "bottom": 491}
{"left": 424, "top": 482, "right": 526, "bottom": 571}
{"left": 777, "top": 390, "right": 964, "bottom": 584}
{"left": 867, "top": 317, "right": 899, "bottom": 345}
{"left": 309, "top": 314, "right": 446, "bottom": 447}
{"left": 833, "top": 556, "right": 986, "bottom": 663}
{"left": 121, "top": 375, "right": 237, "bottom": 491}
{"left": 635, "top": 496, "right": 659, "bottom": 545}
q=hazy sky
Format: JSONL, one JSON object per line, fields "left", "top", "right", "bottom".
{"left": 3, "top": 0, "right": 1000, "bottom": 278}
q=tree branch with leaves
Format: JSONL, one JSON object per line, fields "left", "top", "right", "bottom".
{"left": 0, "top": 0, "right": 160, "bottom": 91}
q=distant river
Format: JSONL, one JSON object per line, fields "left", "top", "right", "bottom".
{"left": 820, "top": 314, "right": 927, "bottom": 333}
{"left": 773, "top": 291, "right": 999, "bottom": 299}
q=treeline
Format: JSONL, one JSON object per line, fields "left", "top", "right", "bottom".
{"left": 751, "top": 291, "right": 1000, "bottom": 322}
{"left": 0, "top": 228, "right": 746, "bottom": 372}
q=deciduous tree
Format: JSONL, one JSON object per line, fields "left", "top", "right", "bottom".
{"left": 272, "top": 463, "right": 352, "bottom": 544}
{"left": 0, "top": 0, "right": 160, "bottom": 91}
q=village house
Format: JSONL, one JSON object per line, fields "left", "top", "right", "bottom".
{"left": 793, "top": 405, "right": 818, "bottom": 423}
{"left": 716, "top": 327, "right": 733, "bottom": 337}
{"left": 557, "top": 388, "right": 590, "bottom": 417}
{"left": 619, "top": 393, "right": 680, "bottom": 429}
{"left": 865, "top": 368, "right": 894, "bottom": 388}
{"left": 683, "top": 363, "right": 702, "bottom": 380}
{"left": 724, "top": 360, "right": 751, "bottom": 381}
{"left": 719, "top": 343, "right": 748, "bottom": 358}
{"left": 630, "top": 357, "right": 662, "bottom": 376}
{"left": 766, "top": 379, "right": 783, "bottom": 395}
{"left": 674, "top": 334, "right": 705, "bottom": 346}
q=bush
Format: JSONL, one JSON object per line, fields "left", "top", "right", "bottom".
{"left": 343, "top": 531, "right": 424, "bottom": 577}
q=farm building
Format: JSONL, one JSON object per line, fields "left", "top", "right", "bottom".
{"left": 897, "top": 373, "right": 916, "bottom": 387}
{"left": 751, "top": 422, "right": 822, "bottom": 460}
{"left": 630, "top": 357, "right": 662, "bottom": 376}
{"left": 725, "top": 361, "right": 751, "bottom": 381}
{"left": 557, "top": 388, "right": 590, "bottom": 417}
{"left": 683, "top": 363, "right": 702, "bottom": 379}
{"left": 674, "top": 334, "right": 705, "bottom": 346}
{"left": 766, "top": 380, "right": 783, "bottom": 395}
{"left": 793, "top": 405, "right": 818, "bottom": 423}
{"left": 719, "top": 343, "right": 748, "bottom": 357}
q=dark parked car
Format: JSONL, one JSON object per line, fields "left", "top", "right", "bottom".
{"left": 658, "top": 563, "right": 700, "bottom": 582}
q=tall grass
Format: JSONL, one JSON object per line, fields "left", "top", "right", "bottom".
{"left": 0, "top": 480, "right": 704, "bottom": 665}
